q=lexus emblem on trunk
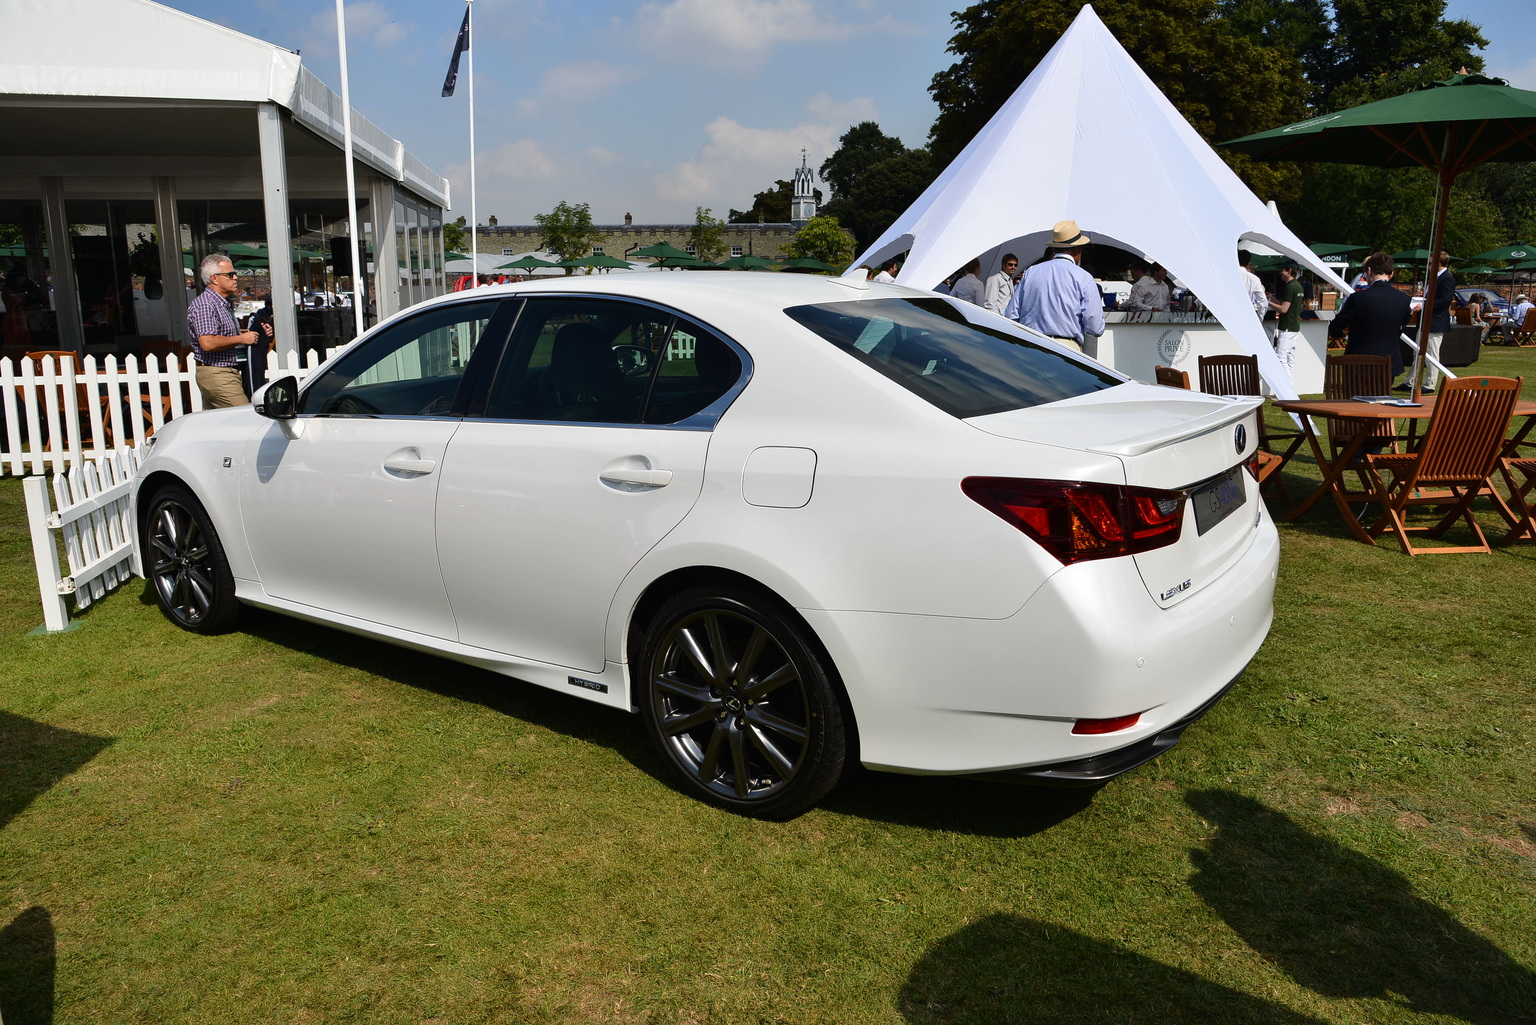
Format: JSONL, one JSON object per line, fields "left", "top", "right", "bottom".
{"left": 1234, "top": 424, "right": 1247, "bottom": 453}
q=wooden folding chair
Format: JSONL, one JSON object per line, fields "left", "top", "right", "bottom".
{"left": 1197, "top": 354, "right": 1303, "bottom": 500}
{"left": 1498, "top": 457, "right": 1536, "bottom": 544}
{"left": 1509, "top": 308, "right": 1536, "bottom": 347}
{"left": 1363, "top": 375, "right": 1523, "bottom": 554}
{"left": 1321, "top": 354, "right": 1397, "bottom": 502}
{"left": 1154, "top": 364, "right": 1190, "bottom": 389}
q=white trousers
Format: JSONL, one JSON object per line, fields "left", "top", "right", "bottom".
{"left": 1275, "top": 329, "right": 1301, "bottom": 385}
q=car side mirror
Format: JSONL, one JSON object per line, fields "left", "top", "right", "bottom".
{"left": 255, "top": 375, "right": 298, "bottom": 420}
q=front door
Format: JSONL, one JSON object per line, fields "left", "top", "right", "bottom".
{"left": 239, "top": 297, "right": 508, "bottom": 638}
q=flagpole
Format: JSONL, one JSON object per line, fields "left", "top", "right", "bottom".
{"left": 335, "top": 0, "right": 365, "bottom": 335}
{"left": 467, "top": 0, "right": 478, "bottom": 287}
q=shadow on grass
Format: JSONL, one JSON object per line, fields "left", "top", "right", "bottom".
{"left": 234, "top": 607, "right": 658, "bottom": 764}
{"left": 236, "top": 607, "right": 1095, "bottom": 834}
{"left": 1187, "top": 790, "right": 1536, "bottom": 1023}
{"left": 0, "top": 711, "right": 113, "bottom": 833}
{"left": 898, "top": 912, "right": 1326, "bottom": 1024}
{"left": 822, "top": 770, "right": 1095, "bottom": 838}
{"left": 0, "top": 907, "right": 55, "bottom": 1025}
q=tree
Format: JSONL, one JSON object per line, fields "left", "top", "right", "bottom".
{"left": 443, "top": 221, "right": 467, "bottom": 253}
{"left": 729, "top": 180, "right": 794, "bottom": 223}
{"left": 821, "top": 149, "right": 939, "bottom": 251}
{"left": 783, "top": 216, "right": 856, "bottom": 268}
{"left": 819, "top": 122, "right": 908, "bottom": 199}
{"left": 689, "top": 207, "right": 728, "bottom": 263}
{"left": 927, "top": 0, "right": 1311, "bottom": 198}
{"left": 534, "top": 201, "right": 601, "bottom": 274}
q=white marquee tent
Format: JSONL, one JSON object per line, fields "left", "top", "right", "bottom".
{"left": 850, "top": 4, "right": 1349, "bottom": 400}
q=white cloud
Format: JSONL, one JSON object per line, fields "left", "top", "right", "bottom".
{"left": 804, "top": 93, "right": 879, "bottom": 126}
{"left": 539, "top": 62, "right": 639, "bottom": 102}
{"left": 584, "top": 146, "right": 624, "bottom": 166}
{"left": 304, "top": 2, "right": 417, "bottom": 55}
{"left": 633, "top": 0, "right": 901, "bottom": 68}
{"left": 655, "top": 116, "right": 840, "bottom": 203}
{"left": 445, "top": 139, "right": 560, "bottom": 199}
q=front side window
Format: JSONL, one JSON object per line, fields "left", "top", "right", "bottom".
{"left": 301, "top": 299, "right": 503, "bottom": 416}
{"left": 482, "top": 297, "right": 741, "bottom": 425}
{"left": 784, "top": 297, "right": 1121, "bottom": 418}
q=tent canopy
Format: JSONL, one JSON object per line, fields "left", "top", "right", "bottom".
{"left": 849, "top": 4, "right": 1347, "bottom": 400}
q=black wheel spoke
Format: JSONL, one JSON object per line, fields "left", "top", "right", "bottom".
{"left": 735, "top": 626, "right": 769, "bottom": 687}
{"left": 703, "top": 613, "right": 733, "bottom": 681}
{"left": 652, "top": 670, "right": 713, "bottom": 705}
{"left": 675, "top": 624, "right": 718, "bottom": 684}
{"left": 745, "top": 724, "right": 795, "bottom": 778}
{"left": 697, "top": 723, "right": 728, "bottom": 783}
{"left": 661, "top": 704, "right": 721, "bottom": 736}
{"left": 744, "top": 662, "right": 797, "bottom": 700}
{"left": 745, "top": 704, "right": 808, "bottom": 745}
{"left": 727, "top": 726, "right": 750, "bottom": 798}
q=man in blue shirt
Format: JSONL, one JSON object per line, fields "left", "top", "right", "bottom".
{"left": 1003, "top": 220, "right": 1104, "bottom": 352}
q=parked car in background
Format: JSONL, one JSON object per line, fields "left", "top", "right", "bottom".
{"left": 132, "top": 274, "right": 1278, "bottom": 817}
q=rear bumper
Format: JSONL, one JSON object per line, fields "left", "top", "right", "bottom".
{"left": 973, "top": 673, "right": 1241, "bottom": 786}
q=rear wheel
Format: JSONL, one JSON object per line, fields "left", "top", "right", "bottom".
{"left": 143, "top": 483, "right": 239, "bottom": 634}
{"left": 638, "top": 587, "right": 846, "bottom": 818}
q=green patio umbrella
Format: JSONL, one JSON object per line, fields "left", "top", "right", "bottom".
{"left": 780, "top": 257, "right": 839, "bottom": 273}
{"left": 584, "top": 253, "right": 635, "bottom": 270}
{"left": 1456, "top": 264, "right": 1501, "bottom": 275}
{"left": 496, "top": 254, "right": 559, "bottom": 271}
{"left": 631, "top": 242, "right": 695, "bottom": 267}
{"left": 1224, "top": 71, "right": 1536, "bottom": 398}
{"left": 1308, "top": 243, "right": 1368, "bottom": 259}
{"left": 716, "top": 254, "right": 777, "bottom": 270}
{"left": 1467, "top": 242, "right": 1534, "bottom": 305}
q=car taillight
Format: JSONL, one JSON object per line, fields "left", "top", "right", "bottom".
{"left": 961, "top": 477, "right": 1185, "bottom": 565}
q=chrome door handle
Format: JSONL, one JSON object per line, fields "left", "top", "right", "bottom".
{"left": 383, "top": 457, "right": 436, "bottom": 475}
{"left": 599, "top": 468, "right": 673, "bottom": 488}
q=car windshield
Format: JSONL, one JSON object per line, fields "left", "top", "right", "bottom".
{"left": 784, "top": 297, "right": 1121, "bottom": 418}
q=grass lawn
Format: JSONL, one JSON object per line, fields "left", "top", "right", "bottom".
{"left": 2, "top": 347, "right": 1534, "bottom": 1024}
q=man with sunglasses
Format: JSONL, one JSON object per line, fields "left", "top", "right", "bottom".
{"left": 188, "top": 253, "right": 272, "bottom": 408}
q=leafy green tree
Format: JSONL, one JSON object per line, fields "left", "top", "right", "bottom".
{"left": 443, "top": 221, "right": 467, "bottom": 253}
{"left": 821, "top": 149, "right": 939, "bottom": 251}
{"left": 729, "top": 181, "right": 794, "bottom": 223}
{"left": 783, "top": 216, "right": 856, "bottom": 268}
{"left": 819, "top": 123, "right": 908, "bottom": 200}
{"left": 534, "top": 201, "right": 601, "bottom": 274}
{"left": 927, "top": 0, "right": 1310, "bottom": 198}
{"left": 688, "top": 207, "right": 728, "bottom": 263}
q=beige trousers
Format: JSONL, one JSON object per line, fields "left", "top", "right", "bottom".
{"left": 196, "top": 365, "right": 248, "bottom": 409}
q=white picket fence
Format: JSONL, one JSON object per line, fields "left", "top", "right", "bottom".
{"left": 2, "top": 348, "right": 339, "bottom": 477}
{"left": 24, "top": 446, "right": 143, "bottom": 632}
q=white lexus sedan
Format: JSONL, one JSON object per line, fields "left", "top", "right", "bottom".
{"left": 132, "top": 273, "right": 1278, "bottom": 817}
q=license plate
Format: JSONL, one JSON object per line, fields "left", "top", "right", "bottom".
{"left": 1192, "top": 465, "right": 1247, "bottom": 536}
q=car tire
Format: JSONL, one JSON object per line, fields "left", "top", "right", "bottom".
{"left": 638, "top": 586, "right": 846, "bottom": 819}
{"left": 142, "top": 483, "right": 240, "bottom": 635}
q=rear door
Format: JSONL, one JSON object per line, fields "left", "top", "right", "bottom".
{"left": 435, "top": 297, "right": 742, "bottom": 672}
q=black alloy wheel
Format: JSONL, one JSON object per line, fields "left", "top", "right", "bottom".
{"left": 638, "top": 587, "right": 846, "bottom": 818}
{"left": 144, "top": 484, "right": 239, "bottom": 634}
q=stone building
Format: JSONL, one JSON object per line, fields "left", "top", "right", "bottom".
{"left": 471, "top": 153, "right": 830, "bottom": 263}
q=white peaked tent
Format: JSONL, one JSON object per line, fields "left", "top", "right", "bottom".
{"left": 849, "top": 4, "right": 1348, "bottom": 400}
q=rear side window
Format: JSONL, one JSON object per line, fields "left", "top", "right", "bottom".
{"left": 784, "top": 297, "right": 1120, "bottom": 418}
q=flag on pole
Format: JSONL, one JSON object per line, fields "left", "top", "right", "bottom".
{"left": 441, "top": 8, "right": 470, "bottom": 97}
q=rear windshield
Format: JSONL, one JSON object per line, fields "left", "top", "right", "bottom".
{"left": 784, "top": 297, "right": 1121, "bottom": 418}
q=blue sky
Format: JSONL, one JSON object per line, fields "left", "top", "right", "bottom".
{"left": 164, "top": 0, "right": 1532, "bottom": 228}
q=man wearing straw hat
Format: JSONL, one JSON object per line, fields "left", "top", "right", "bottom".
{"left": 1002, "top": 220, "right": 1104, "bottom": 353}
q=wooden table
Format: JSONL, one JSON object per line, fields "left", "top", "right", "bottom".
{"left": 1272, "top": 396, "right": 1536, "bottom": 543}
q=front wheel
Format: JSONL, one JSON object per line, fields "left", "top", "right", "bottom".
{"left": 638, "top": 587, "right": 846, "bottom": 818}
{"left": 143, "top": 483, "right": 239, "bottom": 634}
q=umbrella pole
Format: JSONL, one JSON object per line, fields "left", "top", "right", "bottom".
{"left": 1410, "top": 164, "right": 1454, "bottom": 403}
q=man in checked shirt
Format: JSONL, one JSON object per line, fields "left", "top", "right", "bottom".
{"left": 187, "top": 253, "right": 273, "bottom": 408}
